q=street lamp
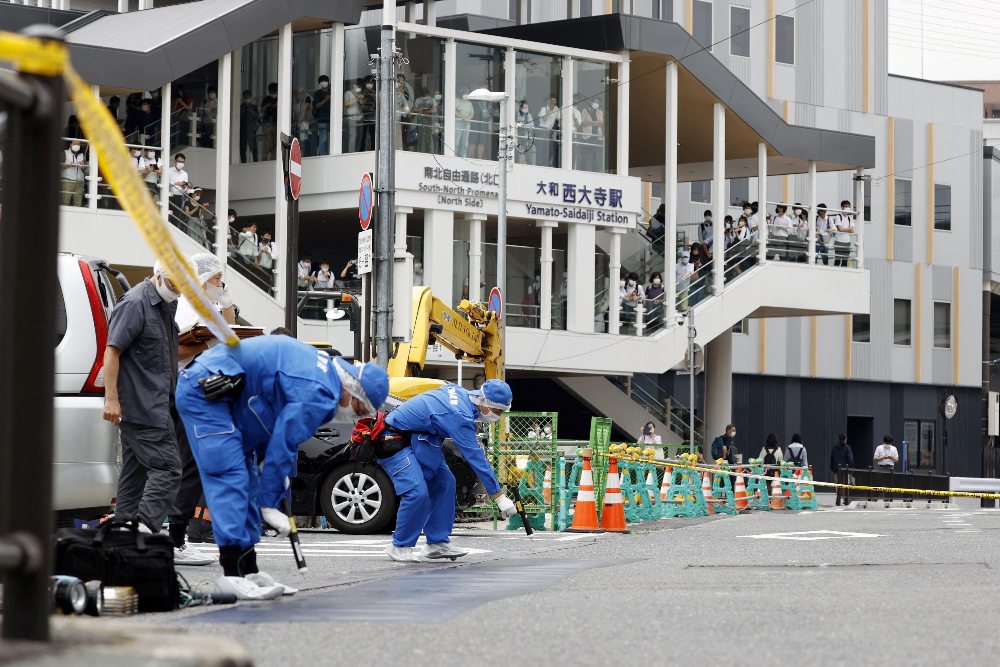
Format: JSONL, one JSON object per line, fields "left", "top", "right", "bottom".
{"left": 466, "top": 87, "right": 511, "bottom": 379}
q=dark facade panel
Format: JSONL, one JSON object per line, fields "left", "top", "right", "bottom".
{"left": 0, "top": 5, "right": 81, "bottom": 33}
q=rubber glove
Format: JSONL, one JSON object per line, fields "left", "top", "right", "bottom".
{"left": 262, "top": 507, "right": 291, "bottom": 537}
{"left": 495, "top": 495, "right": 517, "bottom": 518}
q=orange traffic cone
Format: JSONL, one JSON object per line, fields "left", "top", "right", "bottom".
{"left": 599, "top": 458, "right": 629, "bottom": 533}
{"left": 734, "top": 471, "right": 749, "bottom": 510}
{"left": 659, "top": 466, "right": 672, "bottom": 501}
{"left": 567, "top": 448, "right": 605, "bottom": 533}
{"left": 543, "top": 468, "right": 552, "bottom": 505}
{"left": 701, "top": 472, "right": 716, "bottom": 515}
{"left": 770, "top": 476, "right": 784, "bottom": 509}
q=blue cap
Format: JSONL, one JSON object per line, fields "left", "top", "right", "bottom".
{"left": 469, "top": 379, "right": 513, "bottom": 410}
{"left": 334, "top": 357, "right": 389, "bottom": 411}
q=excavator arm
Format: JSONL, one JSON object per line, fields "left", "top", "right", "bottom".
{"left": 387, "top": 286, "right": 504, "bottom": 381}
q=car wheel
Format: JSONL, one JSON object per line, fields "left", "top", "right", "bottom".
{"left": 319, "top": 462, "right": 398, "bottom": 534}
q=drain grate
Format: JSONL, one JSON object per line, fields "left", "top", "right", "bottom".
{"left": 188, "top": 558, "right": 621, "bottom": 625}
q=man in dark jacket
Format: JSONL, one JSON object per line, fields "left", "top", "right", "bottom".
{"left": 710, "top": 424, "right": 738, "bottom": 465}
{"left": 830, "top": 434, "right": 854, "bottom": 478}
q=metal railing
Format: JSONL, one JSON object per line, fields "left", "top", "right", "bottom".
{"left": 608, "top": 374, "right": 705, "bottom": 448}
{"left": 227, "top": 224, "right": 276, "bottom": 293}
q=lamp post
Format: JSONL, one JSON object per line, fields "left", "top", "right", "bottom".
{"left": 467, "top": 88, "right": 510, "bottom": 379}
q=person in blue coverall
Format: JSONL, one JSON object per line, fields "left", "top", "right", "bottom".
{"left": 381, "top": 379, "right": 519, "bottom": 562}
{"left": 175, "top": 335, "right": 388, "bottom": 599}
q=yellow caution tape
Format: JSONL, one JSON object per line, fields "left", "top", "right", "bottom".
{"left": 597, "top": 453, "right": 1000, "bottom": 501}
{"left": 64, "top": 65, "right": 238, "bottom": 346}
{"left": 0, "top": 32, "right": 67, "bottom": 76}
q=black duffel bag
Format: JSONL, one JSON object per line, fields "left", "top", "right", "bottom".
{"left": 54, "top": 520, "right": 179, "bottom": 612}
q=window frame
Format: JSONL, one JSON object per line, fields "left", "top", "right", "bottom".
{"left": 730, "top": 6, "right": 751, "bottom": 58}
{"left": 893, "top": 298, "right": 912, "bottom": 347}
{"left": 851, "top": 313, "right": 871, "bottom": 344}
{"left": 933, "top": 301, "right": 951, "bottom": 349}
{"left": 775, "top": 14, "right": 795, "bottom": 65}
{"left": 692, "top": 0, "right": 713, "bottom": 51}
{"left": 894, "top": 178, "right": 912, "bottom": 227}
{"left": 690, "top": 180, "right": 711, "bottom": 204}
{"left": 934, "top": 183, "right": 952, "bottom": 232}
{"left": 729, "top": 177, "right": 750, "bottom": 207}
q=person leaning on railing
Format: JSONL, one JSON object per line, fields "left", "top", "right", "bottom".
{"left": 830, "top": 199, "right": 857, "bottom": 267}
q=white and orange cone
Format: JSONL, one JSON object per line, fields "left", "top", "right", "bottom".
{"left": 567, "top": 448, "right": 605, "bottom": 533}
{"left": 770, "top": 476, "right": 785, "bottom": 510}
{"left": 543, "top": 468, "right": 552, "bottom": 505}
{"left": 734, "top": 471, "right": 749, "bottom": 510}
{"left": 701, "top": 472, "right": 716, "bottom": 515}
{"left": 599, "top": 458, "right": 629, "bottom": 533}
{"left": 660, "top": 466, "right": 672, "bottom": 501}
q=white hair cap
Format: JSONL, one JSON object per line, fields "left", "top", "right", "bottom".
{"left": 190, "top": 252, "right": 224, "bottom": 286}
{"left": 152, "top": 257, "right": 196, "bottom": 282}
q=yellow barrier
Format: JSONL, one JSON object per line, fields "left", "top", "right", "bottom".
{"left": 0, "top": 31, "right": 238, "bottom": 346}
{"left": 597, "top": 453, "right": 1000, "bottom": 502}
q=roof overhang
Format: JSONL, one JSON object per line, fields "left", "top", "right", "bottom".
{"left": 64, "top": 0, "right": 363, "bottom": 90}
{"left": 488, "top": 14, "right": 876, "bottom": 180}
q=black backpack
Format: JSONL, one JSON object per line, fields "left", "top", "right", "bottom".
{"left": 787, "top": 445, "right": 805, "bottom": 466}
{"left": 762, "top": 446, "right": 778, "bottom": 466}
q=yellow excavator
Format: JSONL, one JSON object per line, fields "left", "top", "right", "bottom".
{"left": 385, "top": 287, "right": 504, "bottom": 401}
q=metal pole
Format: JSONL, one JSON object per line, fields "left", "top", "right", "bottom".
{"left": 497, "top": 97, "right": 508, "bottom": 380}
{"left": 0, "top": 25, "right": 64, "bottom": 642}
{"left": 688, "top": 307, "right": 696, "bottom": 456}
{"left": 280, "top": 135, "right": 299, "bottom": 337}
{"left": 374, "top": 2, "right": 397, "bottom": 368}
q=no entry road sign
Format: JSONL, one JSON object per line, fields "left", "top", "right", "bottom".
{"left": 359, "top": 172, "right": 374, "bottom": 230}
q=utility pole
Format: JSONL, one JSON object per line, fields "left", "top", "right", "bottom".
{"left": 688, "top": 307, "right": 696, "bottom": 456}
{"left": 373, "top": 0, "right": 398, "bottom": 367}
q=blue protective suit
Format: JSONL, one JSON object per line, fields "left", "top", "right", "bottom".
{"left": 174, "top": 336, "right": 342, "bottom": 549}
{"left": 382, "top": 384, "right": 501, "bottom": 547}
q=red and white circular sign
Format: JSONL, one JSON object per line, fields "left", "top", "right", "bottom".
{"left": 289, "top": 137, "right": 302, "bottom": 200}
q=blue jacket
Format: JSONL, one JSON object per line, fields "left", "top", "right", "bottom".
{"left": 190, "top": 335, "right": 342, "bottom": 508}
{"left": 385, "top": 384, "right": 501, "bottom": 496}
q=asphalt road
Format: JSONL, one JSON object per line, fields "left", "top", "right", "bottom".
{"left": 119, "top": 504, "right": 1000, "bottom": 667}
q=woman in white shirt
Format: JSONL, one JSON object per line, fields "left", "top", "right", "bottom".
{"left": 769, "top": 204, "right": 795, "bottom": 260}
{"left": 637, "top": 421, "right": 662, "bottom": 446}
{"left": 313, "top": 262, "right": 336, "bottom": 289}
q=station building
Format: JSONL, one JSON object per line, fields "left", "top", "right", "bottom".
{"left": 4, "top": 0, "right": 990, "bottom": 479}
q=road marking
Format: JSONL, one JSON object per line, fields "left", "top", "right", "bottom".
{"left": 555, "top": 534, "right": 592, "bottom": 541}
{"left": 955, "top": 530, "right": 982, "bottom": 533}
{"left": 740, "top": 530, "right": 882, "bottom": 541}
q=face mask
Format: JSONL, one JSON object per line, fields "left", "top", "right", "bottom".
{"left": 628, "top": 280, "right": 636, "bottom": 287}
{"left": 70, "top": 145, "right": 81, "bottom": 153}
{"left": 300, "top": 261, "right": 309, "bottom": 268}
{"left": 145, "top": 152, "right": 155, "bottom": 159}
{"left": 591, "top": 102, "right": 599, "bottom": 109}
{"left": 320, "top": 82, "right": 330, "bottom": 89}
{"left": 520, "top": 106, "right": 528, "bottom": 113}
{"left": 366, "top": 84, "right": 373, "bottom": 90}
{"left": 435, "top": 94, "right": 443, "bottom": 101}
{"left": 476, "top": 409, "right": 502, "bottom": 424}
{"left": 193, "top": 195, "right": 201, "bottom": 201}
{"left": 132, "top": 150, "right": 140, "bottom": 157}
{"left": 155, "top": 277, "right": 179, "bottom": 303}
{"left": 730, "top": 431, "right": 737, "bottom": 438}
{"left": 175, "top": 162, "right": 184, "bottom": 169}
{"left": 653, "top": 278, "right": 661, "bottom": 285}
{"left": 205, "top": 283, "right": 225, "bottom": 300}
{"left": 354, "top": 87, "right": 361, "bottom": 93}
{"left": 320, "top": 265, "right": 329, "bottom": 272}
{"left": 743, "top": 208, "right": 751, "bottom": 215}
{"left": 228, "top": 216, "right": 235, "bottom": 223}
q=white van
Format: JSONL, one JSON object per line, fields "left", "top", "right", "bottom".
{"left": 54, "top": 252, "right": 127, "bottom": 522}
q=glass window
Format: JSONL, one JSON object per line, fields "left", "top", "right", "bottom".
{"left": 934, "top": 302, "right": 951, "bottom": 348}
{"left": 572, "top": 59, "right": 612, "bottom": 173}
{"left": 776, "top": 15, "right": 795, "bottom": 64}
{"left": 934, "top": 184, "right": 951, "bottom": 231}
{"left": 894, "top": 179, "right": 911, "bottom": 226}
{"left": 397, "top": 33, "right": 446, "bottom": 155}
{"left": 919, "top": 421, "right": 935, "bottom": 469}
{"left": 852, "top": 314, "right": 870, "bottom": 343}
{"left": 657, "top": 0, "right": 673, "bottom": 21}
{"left": 455, "top": 42, "right": 505, "bottom": 160}
{"left": 514, "top": 51, "right": 562, "bottom": 167}
{"left": 730, "top": 7, "right": 751, "bottom": 57}
{"left": 238, "top": 38, "right": 279, "bottom": 163}
{"left": 894, "top": 298, "right": 911, "bottom": 346}
{"left": 729, "top": 177, "right": 749, "bottom": 207}
{"left": 343, "top": 27, "right": 380, "bottom": 154}
{"left": 292, "top": 30, "right": 332, "bottom": 157}
{"left": 693, "top": 1, "right": 713, "bottom": 50}
{"left": 904, "top": 419, "right": 919, "bottom": 469}
{"left": 732, "top": 318, "right": 749, "bottom": 335}
{"left": 691, "top": 180, "right": 711, "bottom": 204}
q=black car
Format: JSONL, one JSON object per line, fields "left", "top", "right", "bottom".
{"left": 289, "top": 420, "right": 483, "bottom": 534}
